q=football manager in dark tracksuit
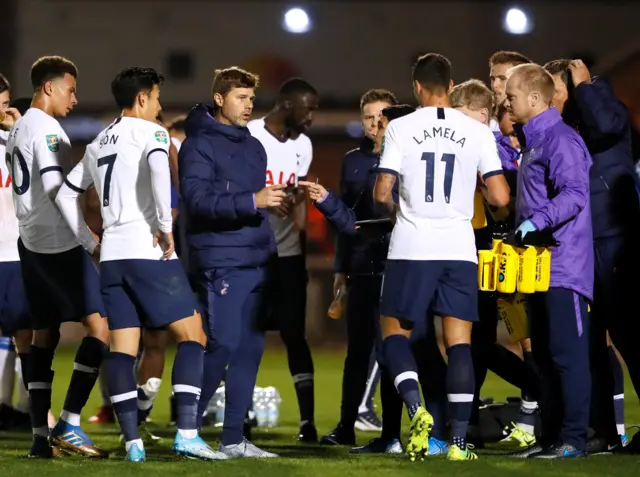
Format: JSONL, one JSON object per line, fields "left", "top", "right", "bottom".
{"left": 179, "top": 67, "right": 286, "bottom": 459}
{"left": 544, "top": 59, "right": 640, "bottom": 454}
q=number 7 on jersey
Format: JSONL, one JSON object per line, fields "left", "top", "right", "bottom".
{"left": 422, "top": 152, "right": 455, "bottom": 203}
{"left": 98, "top": 153, "right": 117, "bottom": 207}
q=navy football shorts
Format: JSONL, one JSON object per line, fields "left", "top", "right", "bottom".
{"left": 379, "top": 259, "right": 478, "bottom": 324}
{"left": 101, "top": 258, "right": 199, "bottom": 331}
{"left": 18, "top": 239, "right": 105, "bottom": 330}
{"left": 0, "top": 261, "right": 30, "bottom": 335}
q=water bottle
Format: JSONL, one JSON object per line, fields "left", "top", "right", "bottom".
{"left": 254, "top": 388, "right": 268, "bottom": 427}
{"left": 264, "top": 386, "right": 282, "bottom": 428}
{"left": 206, "top": 396, "right": 218, "bottom": 425}
{"left": 214, "top": 385, "right": 225, "bottom": 426}
{"left": 263, "top": 387, "right": 276, "bottom": 428}
{"left": 328, "top": 285, "right": 346, "bottom": 319}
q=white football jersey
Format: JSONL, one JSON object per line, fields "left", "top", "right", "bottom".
{"left": 170, "top": 136, "right": 182, "bottom": 152}
{"left": 0, "top": 130, "right": 19, "bottom": 261}
{"left": 65, "top": 117, "right": 173, "bottom": 262}
{"left": 379, "top": 107, "right": 503, "bottom": 263}
{"left": 6, "top": 108, "right": 77, "bottom": 253}
{"left": 248, "top": 118, "right": 312, "bottom": 257}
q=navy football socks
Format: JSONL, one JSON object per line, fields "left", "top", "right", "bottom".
{"left": 62, "top": 337, "right": 108, "bottom": 425}
{"left": 27, "top": 346, "right": 55, "bottom": 437}
{"left": 108, "top": 352, "right": 140, "bottom": 446}
{"left": 382, "top": 335, "right": 422, "bottom": 420}
{"left": 173, "top": 341, "right": 204, "bottom": 437}
{"left": 447, "top": 344, "right": 474, "bottom": 449}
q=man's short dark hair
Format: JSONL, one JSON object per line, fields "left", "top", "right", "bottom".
{"left": 278, "top": 77, "right": 317, "bottom": 100}
{"left": 111, "top": 67, "right": 164, "bottom": 109}
{"left": 30, "top": 56, "right": 78, "bottom": 90}
{"left": 489, "top": 51, "right": 532, "bottom": 67}
{"left": 381, "top": 104, "right": 415, "bottom": 122}
{"left": 212, "top": 67, "right": 259, "bottom": 98}
{"left": 412, "top": 53, "right": 452, "bottom": 93}
{"left": 167, "top": 115, "right": 186, "bottom": 133}
{"left": 11, "top": 97, "right": 32, "bottom": 116}
{"left": 0, "top": 74, "right": 10, "bottom": 95}
{"left": 360, "top": 89, "right": 398, "bottom": 110}
{"left": 543, "top": 59, "right": 572, "bottom": 87}
{"left": 543, "top": 59, "right": 581, "bottom": 125}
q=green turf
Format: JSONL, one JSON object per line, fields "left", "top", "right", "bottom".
{"left": 1, "top": 345, "right": 640, "bottom": 476}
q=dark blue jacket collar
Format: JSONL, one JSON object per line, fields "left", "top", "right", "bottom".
{"left": 184, "top": 103, "right": 250, "bottom": 142}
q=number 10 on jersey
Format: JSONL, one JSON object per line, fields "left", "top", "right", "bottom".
{"left": 422, "top": 152, "right": 455, "bottom": 203}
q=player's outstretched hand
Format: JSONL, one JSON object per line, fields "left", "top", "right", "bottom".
{"left": 153, "top": 230, "right": 175, "bottom": 259}
{"left": 255, "top": 183, "right": 287, "bottom": 208}
{"left": 298, "top": 180, "right": 329, "bottom": 203}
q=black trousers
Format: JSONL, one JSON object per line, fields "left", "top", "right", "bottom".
{"left": 529, "top": 288, "right": 591, "bottom": 450}
{"left": 339, "top": 275, "right": 381, "bottom": 427}
{"left": 591, "top": 234, "right": 640, "bottom": 441}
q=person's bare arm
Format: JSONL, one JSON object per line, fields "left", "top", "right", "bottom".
{"left": 169, "top": 141, "right": 180, "bottom": 190}
{"left": 373, "top": 172, "right": 398, "bottom": 219}
{"left": 479, "top": 173, "right": 510, "bottom": 208}
{"left": 292, "top": 190, "right": 307, "bottom": 231}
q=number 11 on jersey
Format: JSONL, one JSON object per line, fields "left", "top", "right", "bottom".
{"left": 421, "top": 152, "right": 455, "bottom": 203}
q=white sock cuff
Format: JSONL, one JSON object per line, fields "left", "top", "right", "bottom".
{"left": 110, "top": 390, "right": 138, "bottom": 403}
{"left": 60, "top": 410, "right": 81, "bottom": 426}
{"left": 292, "top": 373, "right": 314, "bottom": 384}
{"left": 73, "top": 362, "right": 99, "bottom": 374}
{"left": 172, "top": 384, "right": 201, "bottom": 396}
{"left": 447, "top": 393, "right": 474, "bottom": 403}
{"left": 393, "top": 371, "right": 418, "bottom": 390}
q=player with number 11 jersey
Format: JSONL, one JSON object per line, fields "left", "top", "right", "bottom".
{"left": 380, "top": 106, "right": 505, "bottom": 264}
{"left": 375, "top": 53, "right": 510, "bottom": 463}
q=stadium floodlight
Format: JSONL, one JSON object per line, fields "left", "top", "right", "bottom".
{"left": 503, "top": 7, "right": 532, "bottom": 35}
{"left": 283, "top": 7, "right": 311, "bottom": 34}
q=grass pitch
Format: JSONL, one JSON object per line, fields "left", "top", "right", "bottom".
{"left": 1, "top": 345, "right": 639, "bottom": 476}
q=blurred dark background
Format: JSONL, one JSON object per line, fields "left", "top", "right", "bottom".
{"left": 4, "top": 0, "right": 640, "bottom": 342}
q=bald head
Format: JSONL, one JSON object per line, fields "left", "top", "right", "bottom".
{"left": 507, "top": 64, "right": 555, "bottom": 104}
{"left": 504, "top": 63, "right": 555, "bottom": 124}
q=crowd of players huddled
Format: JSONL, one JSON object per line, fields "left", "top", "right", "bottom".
{"left": 0, "top": 47, "right": 639, "bottom": 463}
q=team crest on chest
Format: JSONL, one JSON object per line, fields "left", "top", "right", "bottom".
{"left": 523, "top": 148, "right": 535, "bottom": 164}
{"left": 154, "top": 130, "right": 168, "bottom": 144}
{"left": 46, "top": 134, "right": 59, "bottom": 152}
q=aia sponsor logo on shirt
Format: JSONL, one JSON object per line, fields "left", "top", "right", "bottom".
{"left": 266, "top": 170, "right": 296, "bottom": 186}
{"left": 0, "top": 170, "right": 12, "bottom": 188}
